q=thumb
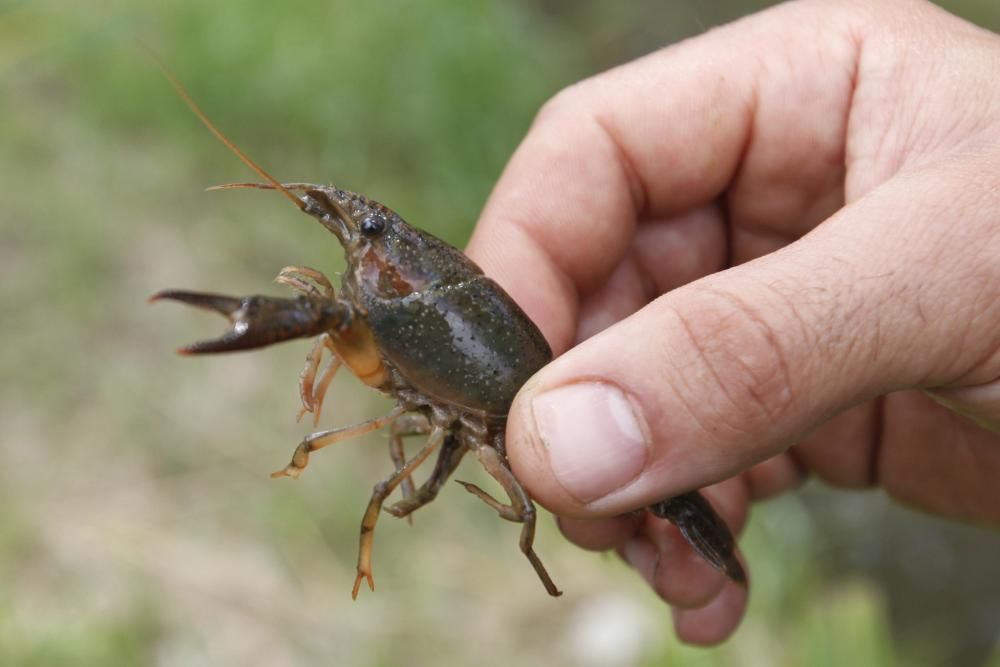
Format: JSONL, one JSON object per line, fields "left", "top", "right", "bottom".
{"left": 505, "top": 167, "right": 1000, "bottom": 518}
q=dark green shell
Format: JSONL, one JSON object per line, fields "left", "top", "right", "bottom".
{"left": 364, "top": 275, "right": 552, "bottom": 416}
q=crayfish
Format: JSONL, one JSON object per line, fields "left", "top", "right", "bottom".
{"left": 150, "top": 62, "right": 746, "bottom": 598}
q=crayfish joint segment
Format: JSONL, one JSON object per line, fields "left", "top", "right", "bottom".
{"left": 385, "top": 431, "right": 467, "bottom": 526}
{"left": 296, "top": 334, "right": 341, "bottom": 426}
{"left": 270, "top": 407, "right": 405, "bottom": 479}
{"left": 386, "top": 414, "right": 433, "bottom": 525}
{"left": 456, "top": 480, "right": 520, "bottom": 522}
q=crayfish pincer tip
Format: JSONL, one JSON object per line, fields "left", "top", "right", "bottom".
{"left": 148, "top": 291, "right": 173, "bottom": 304}
{"left": 351, "top": 573, "right": 374, "bottom": 600}
{"left": 727, "top": 560, "right": 748, "bottom": 587}
{"left": 149, "top": 290, "right": 244, "bottom": 316}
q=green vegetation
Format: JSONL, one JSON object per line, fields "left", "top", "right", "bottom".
{"left": 2, "top": 1, "right": 998, "bottom": 665}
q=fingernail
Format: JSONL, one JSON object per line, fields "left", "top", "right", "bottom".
{"left": 531, "top": 382, "right": 650, "bottom": 503}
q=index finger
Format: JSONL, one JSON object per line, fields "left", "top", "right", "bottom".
{"left": 466, "top": 0, "right": 860, "bottom": 352}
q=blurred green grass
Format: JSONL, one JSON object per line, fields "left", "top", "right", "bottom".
{"left": 2, "top": 1, "right": 999, "bottom": 665}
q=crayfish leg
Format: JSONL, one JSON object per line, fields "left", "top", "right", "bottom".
{"left": 271, "top": 407, "right": 404, "bottom": 479}
{"left": 307, "top": 353, "right": 341, "bottom": 426}
{"left": 455, "top": 481, "right": 519, "bottom": 522}
{"left": 296, "top": 334, "right": 341, "bottom": 426}
{"left": 468, "top": 445, "right": 562, "bottom": 597}
{"left": 275, "top": 265, "right": 335, "bottom": 299}
{"left": 386, "top": 433, "right": 466, "bottom": 519}
{"left": 387, "top": 414, "right": 433, "bottom": 524}
{"left": 354, "top": 426, "right": 445, "bottom": 599}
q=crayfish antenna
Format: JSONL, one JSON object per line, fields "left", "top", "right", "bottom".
{"left": 205, "top": 183, "right": 274, "bottom": 192}
{"left": 205, "top": 182, "right": 317, "bottom": 193}
{"left": 145, "top": 48, "right": 307, "bottom": 213}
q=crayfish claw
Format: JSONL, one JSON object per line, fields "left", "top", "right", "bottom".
{"left": 151, "top": 289, "right": 349, "bottom": 354}
{"left": 150, "top": 290, "right": 255, "bottom": 354}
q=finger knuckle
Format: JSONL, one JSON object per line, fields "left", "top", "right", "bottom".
{"left": 533, "top": 81, "right": 591, "bottom": 128}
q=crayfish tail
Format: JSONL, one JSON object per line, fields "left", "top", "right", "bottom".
{"left": 648, "top": 491, "right": 747, "bottom": 586}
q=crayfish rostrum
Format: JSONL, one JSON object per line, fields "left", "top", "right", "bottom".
{"left": 151, "top": 63, "right": 746, "bottom": 598}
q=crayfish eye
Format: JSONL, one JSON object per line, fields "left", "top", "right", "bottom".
{"left": 360, "top": 214, "right": 386, "bottom": 237}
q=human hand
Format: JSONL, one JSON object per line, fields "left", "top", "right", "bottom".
{"left": 466, "top": 0, "right": 1000, "bottom": 644}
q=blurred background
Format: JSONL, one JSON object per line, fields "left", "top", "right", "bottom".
{"left": 3, "top": 1, "right": 999, "bottom": 665}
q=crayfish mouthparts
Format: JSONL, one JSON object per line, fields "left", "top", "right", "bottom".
{"left": 150, "top": 289, "right": 349, "bottom": 354}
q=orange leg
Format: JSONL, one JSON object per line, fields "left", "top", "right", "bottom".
{"left": 271, "top": 406, "right": 404, "bottom": 479}
{"left": 387, "top": 414, "right": 431, "bottom": 525}
{"left": 275, "top": 265, "right": 334, "bottom": 298}
{"left": 307, "top": 352, "right": 341, "bottom": 426}
{"left": 274, "top": 265, "right": 341, "bottom": 425}
{"left": 462, "top": 445, "right": 562, "bottom": 597}
{"left": 353, "top": 426, "right": 444, "bottom": 598}
{"left": 296, "top": 334, "right": 341, "bottom": 425}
